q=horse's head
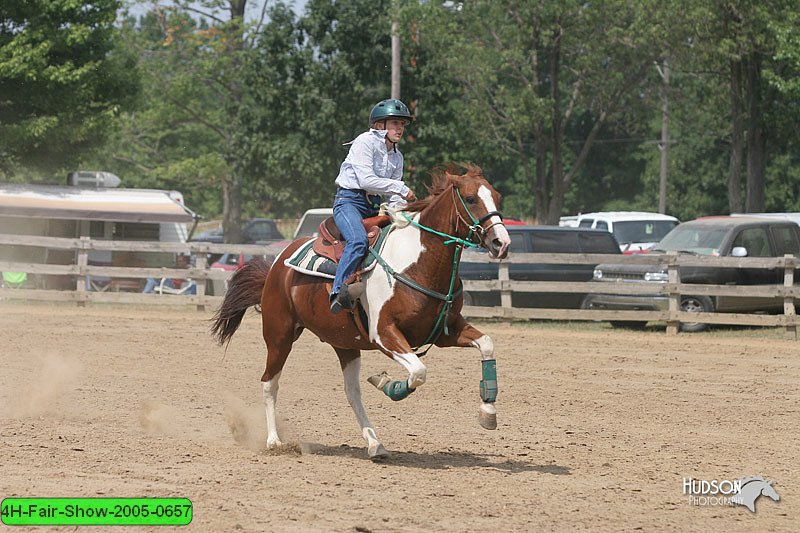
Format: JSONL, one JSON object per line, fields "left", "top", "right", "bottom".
{"left": 437, "top": 164, "right": 511, "bottom": 259}
{"left": 761, "top": 480, "right": 780, "bottom": 502}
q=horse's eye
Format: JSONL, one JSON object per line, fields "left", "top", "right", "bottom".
{"left": 465, "top": 196, "right": 477, "bottom": 205}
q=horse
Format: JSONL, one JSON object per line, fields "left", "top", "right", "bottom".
{"left": 731, "top": 476, "right": 780, "bottom": 512}
{"left": 211, "top": 164, "right": 511, "bottom": 459}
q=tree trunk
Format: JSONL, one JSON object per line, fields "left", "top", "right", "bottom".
{"left": 727, "top": 58, "right": 744, "bottom": 214}
{"left": 534, "top": 137, "right": 548, "bottom": 224}
{"left": 546, "top": 26, "right": 564, "bottom": 226}
{"left": 222, "top": 174, "right": 243, "bottom": 244}
{"left": 221, "top": 0, "right": 247, "bottom": 243}
{"left": 745, "top": 52, "right": 765, "bottom": 213}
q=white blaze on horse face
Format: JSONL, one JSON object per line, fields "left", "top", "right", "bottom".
{"left": 364, "top": 216, "right": 424, "bottom": 343}
{"left": 477, "top": 185, "right": 510, "bottom": 254}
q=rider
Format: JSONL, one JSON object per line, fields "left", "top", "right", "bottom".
{"left": 329, "top": 98, "right": 417, "bottom": 314}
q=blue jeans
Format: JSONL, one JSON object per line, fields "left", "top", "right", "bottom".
{"left": 331, "top": 187, "right": 380, "bottom": 298}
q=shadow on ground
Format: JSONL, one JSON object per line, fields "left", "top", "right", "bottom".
{"left": 303, "top": 443, "right": 571, "bottom": 474}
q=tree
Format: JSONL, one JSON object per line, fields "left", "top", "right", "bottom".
{"left": 654, "top": 0, "right": 800, "bottom": 215}
{"left": 236, "top": 0, "right": 399, "bottom": 216}
{"left": 97, "top": 1, "right": 280, "bottom": 242}
{"left": 407, "top": 0, "right": 681, "bottom": 224}
{"left": 0, "top": 0, "right": 138, "bottom": 177}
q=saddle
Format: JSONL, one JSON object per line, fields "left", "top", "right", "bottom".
{"left": 312, "top": 215, "right": 391, "bottom": 263}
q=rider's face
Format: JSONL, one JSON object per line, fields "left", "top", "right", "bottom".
{"left": 381, "top": 118, "right": 407, "bottom": 144}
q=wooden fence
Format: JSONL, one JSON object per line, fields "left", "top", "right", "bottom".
{"left": 0, "top": 233, "right": 797, "bottom": 338}
{"left": 459, "top": 250, "right": 798, "bottom": 339}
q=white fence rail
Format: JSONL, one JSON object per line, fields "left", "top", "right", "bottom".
{"left": 0, "top": 233, "right": 797, "bottom": 338}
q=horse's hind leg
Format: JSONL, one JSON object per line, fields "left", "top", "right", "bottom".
{"left": 335, "top": 348, "right": 389, "bottom": 460}
{"left": 260, "top": 316, "right": 299, "bottom": 448}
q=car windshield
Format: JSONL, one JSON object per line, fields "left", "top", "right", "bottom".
{"left": 295, "top": 213, "right": 331, "bottom": 238}
{"left": 249, "top": 222, "right": 282, "bottom": 240}
{"left": 652, "top": 224, "right": 729, "bottom": 255}
{"left": 613, "top": 220, "right": 678, "bottom": 245}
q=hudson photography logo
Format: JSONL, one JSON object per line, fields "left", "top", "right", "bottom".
{"left": 683, "top": 475, "right": 781, "bottom": 512}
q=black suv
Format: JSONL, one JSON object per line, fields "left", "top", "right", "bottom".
{"left": 190, "top": 218, "right": 284, "bottom": 244}
{"left": 583, "top": 216, "right": 800, "bottom": 331}
{"left": 459, "top": 226, "right": 621, "bottom": 308}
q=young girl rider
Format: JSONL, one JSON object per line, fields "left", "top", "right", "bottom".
{"left": 329, "top": 99, "right": 417, "bottom": 314}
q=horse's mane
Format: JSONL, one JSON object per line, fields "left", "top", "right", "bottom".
{"left": 404, "top": 163, "right": 484, "bottom": 213}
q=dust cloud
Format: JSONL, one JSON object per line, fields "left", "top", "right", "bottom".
{"left": 9, "top": 353, "right": 82, "bottom": 418}
{"left": 222, "top": 391, "right": 268, "bottom": 451}
{"left": 138, "top": 400, "right": 179, "bottom": 435}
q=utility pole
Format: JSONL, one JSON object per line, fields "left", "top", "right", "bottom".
{"left": 391, "top": 18, "right": 401, "bottom": 99}
{"left": 656, "top": 59, "right": 670, "bottom": 214}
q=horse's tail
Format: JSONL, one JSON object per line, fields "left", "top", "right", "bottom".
{"left": 211, "top": 256, "right": 272, "bottom": 346}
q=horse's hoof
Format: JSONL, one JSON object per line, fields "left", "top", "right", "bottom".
{"left": 367, "top": 371, "right": 392, "bottom": 390}
{"left": 368, "top": 443, "right": 389, "bottom": 460}
{"left": 478, "top": 403, "right": 497, "bottom": 430}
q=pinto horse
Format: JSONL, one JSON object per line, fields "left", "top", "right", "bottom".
{"left": 211, "top": 164, "right": 511, "bottom": 459}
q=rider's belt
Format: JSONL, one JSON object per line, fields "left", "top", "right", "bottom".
{"left": 338, "top": 187, "right": 381, "bottom": 200}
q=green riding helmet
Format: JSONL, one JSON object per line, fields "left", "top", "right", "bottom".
{"left": 369, "top": 99, "right": 413, "bottom": 127}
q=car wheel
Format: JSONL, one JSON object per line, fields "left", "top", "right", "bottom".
{"left": 679, "top": 295, "right": 714, "bottom": 333}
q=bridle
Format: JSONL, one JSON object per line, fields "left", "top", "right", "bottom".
{"left": 451, "top": 185, "right": 505, "bottom": 250}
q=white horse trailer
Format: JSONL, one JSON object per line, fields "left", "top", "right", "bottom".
{"left": 0, "top": 175, "right": 198, "bottom": 289}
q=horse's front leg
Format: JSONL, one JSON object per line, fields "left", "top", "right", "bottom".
{"left": 368, "top": 323, "right": 427, "bottom": 401}
{"left": 436, "top": 314, "right": 498, "bottom": 430}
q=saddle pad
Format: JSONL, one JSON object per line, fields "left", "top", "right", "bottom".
{"left": 284, "top": 225, "right": 394, "bottom": 279}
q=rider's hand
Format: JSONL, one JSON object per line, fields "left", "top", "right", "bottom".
{"left": 403, "top": 190, "right": 417, "bottom": 202}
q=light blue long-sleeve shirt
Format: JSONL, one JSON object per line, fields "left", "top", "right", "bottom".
{"left": 335, "top": 129, "right": 409, "bottom": 205}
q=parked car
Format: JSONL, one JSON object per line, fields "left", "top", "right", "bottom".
{"left": 207, "top": 252, "right": 274, "bottom": 296}
{"left": 459, "top": 225, "right": 621, "bottom": 309}
{"left": 731, "top": 212, "right": 800, "bottom": 227}
{"left": 293, "top": 208, "right": 334, "bottom": 239}
{"left": 210, "top": 252, "right": 260, "bottom": 272}
{"left": 562, "top": 211, "right": 679, "bottom": 253}
{"left": 583, "top": 216, "right": 800, "bottom": 331}
{"left": 191, "top": 218, "right": 285, "bottom": 244}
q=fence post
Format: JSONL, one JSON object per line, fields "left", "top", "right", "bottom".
{"left": 666, "top": 251, "right": 680, "bottom": 335}
{"left": 784, "top": 254, "right": 797, "bottom": 340}
{"left": 498, "top": 261, "right": 513, "bottom": 322}
{"left": 194, "top": 252, "right": 207, "bottom": 312}
{"left": 75, "top": 236, "right": 89, "bottom": 307}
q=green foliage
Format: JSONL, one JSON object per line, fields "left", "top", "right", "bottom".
{"left": 55, "top": 0, "right": 800, "bottom": 225}
{"left": 85, "top": 2, "right": 255, "bottom": 220}
{"left": 0, "top": 0, "right": 138, "bottom": 177}
{"left": 235, "top": 0, "right": 399, "bottom": 217}
{"left": 401, "top": 0, "right": 683, "bottom": 223}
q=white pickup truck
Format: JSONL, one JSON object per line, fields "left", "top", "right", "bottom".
{"left": 293, "top": 208, "right": 333, "bottom": 239}
{"left": 560, "top": 211, "right": 679, "bottom": 253}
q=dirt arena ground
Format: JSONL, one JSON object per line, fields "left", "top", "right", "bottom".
{"left": 1, "top": 302, "right": 798, "bottom": 531}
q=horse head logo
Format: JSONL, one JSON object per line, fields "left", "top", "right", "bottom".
{"left": 731, "top": 476, "right": 780, "bottom": 513}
